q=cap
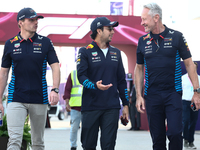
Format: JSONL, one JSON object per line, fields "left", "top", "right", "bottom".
{"left": 90, "top": 17, "right": 119, "bottom": 32}
{"left": 17, "top": 7, "right": 44, "bottom": 22}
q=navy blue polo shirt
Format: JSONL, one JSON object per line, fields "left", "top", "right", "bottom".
{"left": 2, "top": 32, "right": 59, "bottom": 104}
{"left": 77, "top": 41, "right": 129, "bottom": 111}
{"left": 137, "top": 25, "right": 191, "bottom": 95}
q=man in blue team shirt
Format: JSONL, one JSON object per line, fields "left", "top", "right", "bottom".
{"left": 0, "top": 8, "right": 60, "bottom": 150}
{"left": 77, "top": 17, "right": 129, "bottom": 150}
{"left": 134, "top": 2, "right": 200, "bottom": 150}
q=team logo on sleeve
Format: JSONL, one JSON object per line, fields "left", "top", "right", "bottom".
{"left": 143, "top": 34, "right": 150, "bottom": 40}
{"left": 50, "top": 40, "right": 54, "bottom": 47}
{"left": 185, "top": 42, "right": 189, "bottom": 51}
{"left": 86, "top": 44, "right": 94, "bottom": 49}
{"left": 182, "top": 35, "right": 190, "bottom": 51}
{"left": 10, "top": 36, "right": 18, "bottom": 43}
{"left": 77, "top": 53, "right": 81, "bottom": 65}
{"left": 76, "top": 58, "right": 81, "bottom": 65}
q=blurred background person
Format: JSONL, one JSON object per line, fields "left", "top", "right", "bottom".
{"left": 182, "top": 62, "right": 200, "bottom": 149}
{"left": 63, "top": 70, "right": 82, "bottom": 150}
{"left": 128, "top": 84, "right": 140, "bottom": 131}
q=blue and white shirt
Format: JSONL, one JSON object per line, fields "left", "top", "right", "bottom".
{"left": 137, "top": 25, "right": 191, "bottom": 95}
{"left": 2, "top": 32, "right": 59, "bottom": 104}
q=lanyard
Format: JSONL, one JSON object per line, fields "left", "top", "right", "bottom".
{"left": 154, "top": 39, "right": 160, "bottom": 52}
{"left": 150, "top": 35, "right": 164, "bottom": 52}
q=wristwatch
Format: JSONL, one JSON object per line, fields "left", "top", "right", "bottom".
{"left": 51, "top": 88, "right": 59, "bottom": 93}
{"left": 193, "top": 88, "right": 200, "bottom": 93}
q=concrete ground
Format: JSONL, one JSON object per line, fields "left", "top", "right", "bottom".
{"left": 42, "top": 116, "right": 200, "bottom": 150}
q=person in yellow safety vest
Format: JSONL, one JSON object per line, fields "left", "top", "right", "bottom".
{"left": 63, "top": 70, "right": 82, "bottom": 150}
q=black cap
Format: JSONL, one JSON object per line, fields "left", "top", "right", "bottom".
{"left": 90, "top": 17, "right": 119, "bottom": 32}
{"left": 17, "top": 7, "right": 44, "bottom": 22}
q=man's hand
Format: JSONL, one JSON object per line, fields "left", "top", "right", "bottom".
{"left": 49, "top": 91, "right": 59, "bottom": 106}
{"left": 129, "top": 97, "right": 132, "bottom": 104}
{"left": 136, "top": 96, "right": 145, "bottom": 113}
{"left": 122, "top": 105, "right": 129, "bottom": 121}
{"left": 192, "top": 93, "right": 200, "bottom": 110}
{"left": 96, "top": 80, "right": 112, "bottom": 91}
{"left": 66, "top": 103, "right": 71, "bottom": 112}
{"left": 0, "top": 102, "right": 4, "bottom": 116}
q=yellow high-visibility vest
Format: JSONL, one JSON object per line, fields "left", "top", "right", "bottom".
{"left": 69, "top": 70, "right": 82, "bottom": 107}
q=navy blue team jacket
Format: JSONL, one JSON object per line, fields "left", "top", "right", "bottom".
{"left": 137, "top": 25, "right": 191, "bottom": 95}
{"left": 2, "top": 32, "right": 59, "bottom": 104}
{"left": 77, "top": 41, "right": 129, "bottom": 111}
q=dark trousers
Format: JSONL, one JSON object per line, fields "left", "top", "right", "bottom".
{"left": 81, "top": 109, "right": 119, "bottom": 150}
{"left": 129, "top": 102, "right": 140, "bottom": 129}
{"left": 182, "top": 100, "right": 199, "bottom": 143}
{"left": 145, "top": 92, "right": 183, "bottom": 150}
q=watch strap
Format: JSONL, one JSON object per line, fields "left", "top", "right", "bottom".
{"left": 51, "top": 88, "right": 59, "bottom": 93}
{"left": 193, "top": 88, "right": 200, "bottom": 93}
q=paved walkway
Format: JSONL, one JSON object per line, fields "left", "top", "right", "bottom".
{"left": 42, "top": 116, "right": 200, "bottom": 150}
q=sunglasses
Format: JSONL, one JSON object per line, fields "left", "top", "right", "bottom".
{"left": 105, "top": 26, "right": 114, "bottom": 32}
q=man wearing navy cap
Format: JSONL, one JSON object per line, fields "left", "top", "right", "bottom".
{"left": 77, "top": 17, "right": 129, "bottom": 150}
{"left": 17, "top": 7, "right": 44, "bottom": 22}
{"left": 0, "top": 7, "right": 60, "bottom": 150}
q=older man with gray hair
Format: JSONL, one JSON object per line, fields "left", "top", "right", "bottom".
{"left": 134, "top": 2, "right": 200, "bottom": 150}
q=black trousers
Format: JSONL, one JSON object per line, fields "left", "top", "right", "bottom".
{"left": 182, "top": 100, "right": 199, "bottom": 143}
{"left": 145, "top": 92, "right": 183, "bottom": 150}
{"left": 81, "top": 109, "right": 119, "bottom": 150}
{"left": 129, "top": 101, "right": 140, "bottom": 129}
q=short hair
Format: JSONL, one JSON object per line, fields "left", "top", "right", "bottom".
{"left": 18, "top": 18, "right": 25, "bottom": 29}
{"left": 90, "top": 27, "right": 104, "bottom": 40}
{"left": 144, "top": 3, "right": 162, "bottom": 21}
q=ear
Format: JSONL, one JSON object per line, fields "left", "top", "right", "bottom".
{"left": 97, "top": 28, "right": 102, "bottom": 34}
{"left": 18, "top": 20, "right": 23, "bottom": 27}
{"left": 154, "top": 14, "right": 160, "bottom": 22}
